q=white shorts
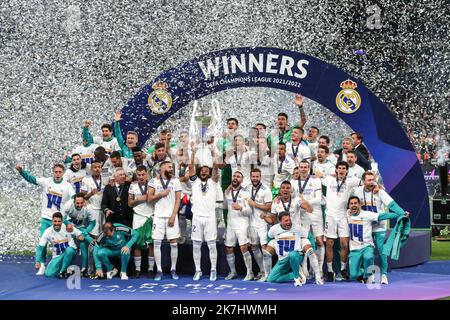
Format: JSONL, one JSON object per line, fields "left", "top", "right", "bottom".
{"left": 302, "top": 217, "right": 323, "bottom": 238}
{"left": 249, "top": 225, "right": 268, "bottom": 246}
{"left": 324, "top": 215, "right": 349, "bottom": 239}
{"left": 89, "top": 208, "right": 103, "bottom": 237}
{"left": 191, "top": 215, "right": 217, "bottom": 242}
{"left": 267, "top": 238, "right": 311, "bottom": 252}
{"left": 225, "top": 225, "right": 250, "bottom": 247}
{"left": 152, "top": 215, "right": 180, "bottom": 240}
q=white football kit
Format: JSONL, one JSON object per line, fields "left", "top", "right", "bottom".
{"left": 81, "top": 175, "right": 108, "bottom": 236}
{"left": 248, "top": 183, "right": 272, "bottom": 246}
{"left": 149, "top": 177, "right": 182, "bottom": 240}
{"left": 352, "top": 186, "right": 394, "bottom": 233}
{"left": 224, "top": 187, "right": 252, "bottom": 247}
{"left": 36, "top": 178, "right": 75, "bottom": 221}
{"left": 190, "top": 176, "right": 219, "bottom": 242}
{"left": 129, "top": 181, "right": 154, "bottom": 230}
{"left": 321, "top": 176, "right": 361, "bottom": 239}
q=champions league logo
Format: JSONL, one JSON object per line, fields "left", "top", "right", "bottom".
{"left": 335, "top": 79, "right": 361, "bottom": 114}
{"left": 148, "top": 81, "right": 173, "bottom": 115}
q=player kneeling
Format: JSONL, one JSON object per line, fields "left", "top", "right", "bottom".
{"left": 36, "top": 212, "right": 85, "bottom": 279}
{"left": 264, "top": 212, "right": 324, "bottom": 286}
{"left": 347, "top": 197, "right": 409, "bottom": 284}
{"left": 92, "top": 222, "right": 138, "bottom": 280}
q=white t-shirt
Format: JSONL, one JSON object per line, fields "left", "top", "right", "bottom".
{"left": 190, "top": 176, "right": 219, "bottom": 218}
{"left": 253, "top": 153, "right": 273, "bottom": 188}
{"left": 61, "top": 202, "right": 94, "bottom": 229}
{"left": 39, "top": 224, "right": 81, "bottom": 257}
{"left": 126, "top": 159, "right": 150, "bottom": 177}
{"left": 308, "top": 141, "right": 319, "bottom": 159}
{"left": 146, "top": 155, "right": 171, "bottom": 178}
{"left": 36, "top": 178, "right": 75, "bottom": 220}
{"left": 271, "top": 196, "right": 304, "bottom": 234}
{"left": 81, "top": 175, "right": 108, "bottom": 211}
{"left": 93, "top": 136, "right": 121, "bottom": 154}
{"left": 192, "top": 144, "right": 219, "bottom": 168}
{"left": 268, "top": 224, "right": 303, "bottom": 260}
{"left": 286, "top": 141, "right": 311, "bottom": 164}
{"left": 226, "top": 151, "right": 253, "bottom": 187}
{"left": 129, "top": 181, "right": 153, "bottom": 218}
{"left": 63, "top": 167, "right": 89, "bottom": 194}
{"left": 291, "top": 176, "right": 323, "bottom": 221}
{"left": 352, "top": 187, "right": 394, "bottom": 232}
{"left": 327, "top": 154, "right": 338, "bottom": 166}
{"left": 224, "top": 187, "right": 251, "bottom": 229}
{"left": 70, "top": 144, "right": 99, "bottom": 164}
{"left": 348, "top": 164, "right": 365, "bottom": 180}
{"left": 272, "top": 155, "right": 296, "bottom": 188}
{"left": 348, "top": 210, "right": 380, "bottom": 250}
{"left": 174, "top": 163, "right": 192, "bottom": 195}
{"left": 321, "top": 176, "right": 360, "bottom": 217}
{"left": 149, "top": 178, "right": 182, "bottom": 218}
{"left": 103, "top": 157, "right": 130, "bottom": 180}
{"left": 313, "top": 160, "right": 335, "bottom": 177}
{"left": 248, "top": 183, "right": 273, "bottom": 228}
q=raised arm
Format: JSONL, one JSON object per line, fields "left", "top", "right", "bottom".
{"left": 15, "top": 164, "right": 38, "bottom": 185}
{"left": 113, "top": 111, "right": 126, "bottom": 151}
{"left": 210, "top": 146, "right": 220, "bottom": 183}
{"left": 82, "top": 119, "right": 94, "bottom": 145}
{"left": 294, "top": 94, "right": 307, "bottom": 129}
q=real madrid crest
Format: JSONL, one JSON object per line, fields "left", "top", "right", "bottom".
{"left": 336, "top": 79, "right": 361, "bottom": 114}
{"left": 148, "top": 81, "right": 173, "bottom": 114}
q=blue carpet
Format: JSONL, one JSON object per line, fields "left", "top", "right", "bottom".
{"left": 1, "top": 255, "right": 450, "bottom": 300}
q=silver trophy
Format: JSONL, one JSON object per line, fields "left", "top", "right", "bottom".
{"left": 189, "top": 99, "right": 222, "bottom": 167}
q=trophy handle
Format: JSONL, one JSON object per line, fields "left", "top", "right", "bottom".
{"left": 210, "top": 99, "right": 222, "bottom": 138}
{"left": 189, "top": 100, "right": 199, "bottom": 144}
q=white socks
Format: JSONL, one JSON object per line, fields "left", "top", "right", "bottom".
{"left": 226, "top": 253, "right": 236, "bottom": 274}
{"left": 193, "top": 241, "right": 202, "bottom": 272}
{"left": 306, "top": 248, "right": 321, "bottom": 278}
{"left": 262, "top": 249, "right": 273, "bottom": 276}
{"left": 170, "top": 242, "right": 178, "bottom": 271}
{"left": 148, "top": 256, "right": 155, "bottom": 272}
{"left": 316, "top": 245, "right": 325, "bottom": 273}
{"left": 154, "top": 240, "right": 162, "bottom": 272}
{"left": 242, "top": 251, "right": 253, "bottom": 274}
{"left": 327, "top": 262, "right": 333, "bottom": 272}
{"left": 134, "top": 256, "right": 141, "bottom": 271}
{"left": 251, "top": 247, "right": 264, "bottom": 273}
{"left": 207, "top": 241, "right": 217, "bottom": 271}
{"left": 341, "top": 261, "right": 347, "bottom": 271}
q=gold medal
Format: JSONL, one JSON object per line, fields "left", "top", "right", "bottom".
{"left": 116, "top": 197, "right": 121, "bottom": 202}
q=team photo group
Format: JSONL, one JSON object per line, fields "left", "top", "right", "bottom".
{"left": 15, "top": 93, "right": 410, "bottom": 287}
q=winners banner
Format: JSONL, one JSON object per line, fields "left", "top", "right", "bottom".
{"left": 119, "top": 47, "right": 430, "bottom": 228}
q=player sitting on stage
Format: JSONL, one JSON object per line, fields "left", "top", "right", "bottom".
{"left": 92, "top": 222, "right": 138, "bottom": 280}
{"left": 346, "top": 196, "right": 409, "bottom": 283}
{"left": 62, "top": 193, "right": 96, "bottom": 277}
{"left": 264, "top": 212, "right": 309, "bottom": 287}
{"left": 36, "top": 212, "right": 85, "bottom": 279}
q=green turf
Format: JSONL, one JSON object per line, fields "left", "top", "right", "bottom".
{"left": 430, "top": 240, "right": 450, "bottom": 261}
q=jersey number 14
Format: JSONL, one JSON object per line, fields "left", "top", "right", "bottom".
{"left": 349, "top": 224, "right": 363, "bottom": 242}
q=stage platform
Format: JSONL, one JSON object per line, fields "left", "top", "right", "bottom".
{"left": 1, "top": 255, "right": 450, "bottom": 300}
